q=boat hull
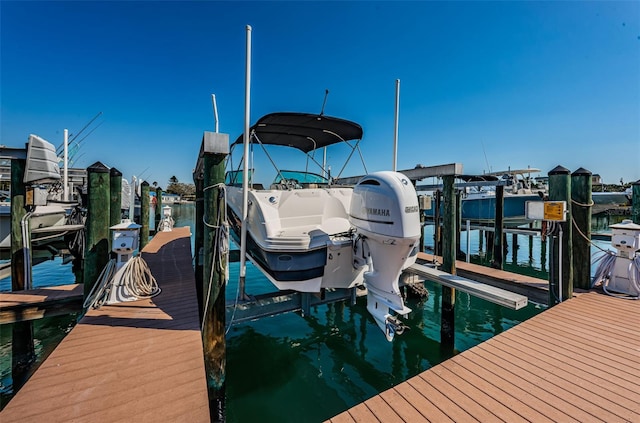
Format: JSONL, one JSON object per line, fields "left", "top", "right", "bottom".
{"left": 226, "top": 185, "right": 363, "bottom": 292}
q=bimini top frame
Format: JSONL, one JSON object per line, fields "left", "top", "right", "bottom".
{"left": 228, "top": 112, "right": 367, "bottom": 185}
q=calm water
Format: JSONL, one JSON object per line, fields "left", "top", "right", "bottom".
{"left": 8, "top": 202, "right": 619, "bottom": 419}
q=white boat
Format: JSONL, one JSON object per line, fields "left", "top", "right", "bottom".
{"left": 226, "top": 112, "right": 421, "bottom": 340}
{"left": 0, "top": 135, "right": 84, "bottom": 254}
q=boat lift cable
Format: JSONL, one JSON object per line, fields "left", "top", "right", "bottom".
{"left": 201, "top": 183, "right": 232, "bottom": 332}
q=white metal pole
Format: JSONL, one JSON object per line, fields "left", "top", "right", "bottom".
{"left": 212, "top": 94, "right": 219, "bottom": 133}
{"left": 239, "top": 25, "right": 252, "bottom": 295}
{"left": 323, "top": 147, "right": 327, "bottom": 178}
{"left": 63, "top": 129, "right": 69, "bottom": 201}
{"left": 558, "top": 227, "right": 563, "bottom": 303}
{"left": 130, "top": 176, "right": 136, "bottom": 221}
{"left": 393, "top": 79, "right": 400, "bottom": 172}
{"left": 466, "top": 219, "right": 471, "bottom": 263}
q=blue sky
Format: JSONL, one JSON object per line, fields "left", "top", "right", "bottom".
{"left": 2, "top": 1, "right": 639, "bottom": 187}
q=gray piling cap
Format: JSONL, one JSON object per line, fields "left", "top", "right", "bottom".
{"left": 572, "top": 167, "right": 592, "bottom": 176}
{"left": 549, "top": 165, "right": 570, "bottom": 175}
{"left": 87, "top": 161, "right": 109, "bottom": 173}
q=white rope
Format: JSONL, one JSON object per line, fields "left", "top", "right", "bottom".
{"left": 83, "top": 258, "right": 117, "bottom": 309}
{"left": 157, "top": 216, "right": 175, "bottom": 232}
{"left": 570, "top": 198, "right": 594, "bottom": 208}
{"left": 122, "top": 256, "right": 161, "bottom": 298}
{"left": 202, "top": 183, "right": 231, "bottom": 331}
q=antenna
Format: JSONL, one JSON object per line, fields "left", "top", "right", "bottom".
{"left": 320, "top": 89, "right": 329, "bottom": 116}
{"left": 481, "top": 140, "right": 491, "bottom": 173}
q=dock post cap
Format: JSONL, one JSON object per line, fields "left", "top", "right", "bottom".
{"left": 571, "top": 167, "right": 592, "bottom": 176}
{"left": 141, "top": 180, "right": 150, "bottom": 187}
{"left": 548, "top": 165, "right": 570, "bottom": 175}
{"left": 110, "top": 167, "right": 122, "bottom": 177}
{"left": 87, "top": 161, "right": 110, "bottom": 173}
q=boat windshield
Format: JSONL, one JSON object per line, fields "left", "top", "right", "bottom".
{"left": 273, "top": 170, "right": 329, "bottom": 185}
{"left": 225, "top": 169, "right": 253, "bottom": 186}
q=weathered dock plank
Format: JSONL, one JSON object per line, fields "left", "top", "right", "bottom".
{"left": 0, "top": 283, "right": 83, "bottom": 324}
{"left": 1, "top": 227, "right": 209, "bottom": 422}
{"left": 327, "top": 292, "right": 640, "bottom": 422}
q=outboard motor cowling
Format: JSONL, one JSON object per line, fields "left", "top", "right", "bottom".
{"left": 349, "top": 171, "right": 421, "bottom": 341}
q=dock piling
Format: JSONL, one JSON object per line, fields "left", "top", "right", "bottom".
{"left": 109, "top": 168, "right": 122, "bottom": 228}
{"left": 632, "top": 179, "right": 640, "bottom": 225}
{"left": 571, "top": 168, "right": 592, "bottom": 290}
{"left": 83, "top": 162, "right": 111, "bottom": 299}
{"left": 194, "top": 177, "right": 204, "bottom": 319}
{"left": 492, "top": 184, "right": 505, "bottom": 269}
{"left": 548, "top": 165, "right": 573, "bottom": 304}
{"left": 441, "top": 175, "right": 456, "bottom": 349}
{"left": 10, "top": 156, "right": 35, "bottom": 393}
{"left": 154, "top": 186, "right": 162, "bottom": 232}
{"left": 200, "top": 132, "right": 229, "bottom": 422}
{"left": 140, "top": 181, "right": 150, "bottom": 249}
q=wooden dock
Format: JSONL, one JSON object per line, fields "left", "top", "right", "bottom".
{"left": 0, "top": 283, "right": 83, "bottom": 324}
{"left": 327, "top": 291, "right": 640, "bottom": 422}
{"left": 1, "top": 227, "right": 209, "bottom": 422}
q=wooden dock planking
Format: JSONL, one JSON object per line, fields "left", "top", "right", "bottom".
{"left": 1, "top": 227, "right": 210, "bottom": 422}
{"left": 328, "top": 292, "right": 640, "bottom": 423}
{"left": 0, "top": 283, "right": 83, "bottom": 324}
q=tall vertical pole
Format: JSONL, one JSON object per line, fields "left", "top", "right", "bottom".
{"left": 441, "top": 174, "right": 456, "bottom": 350}
{"left": 571, "top": 168, "right": 592, "bottom": 290}
{"left": 203, "top": 139, "right": 228, "bottom": 422}
{"left": 10, "top": 156, "right": 34, "bottom": 392}
{"left": 492, "top": 184, "right": 505, "bottom": 269}
{"left": 83, "top": 162, "right": 111, "bottom": 299}
{"left": 239, "top": 25, "right": 252, "bottom": 298}
{"left": 63, "top": 128, "right": 69, "bottom": 201}
{"left": 548, "top": 165, "right": 572, "bottom": 305}
{"left": 140, "top": 181, "right": 150, "bottom": 250}
{"left": 632, "top": 179, "right": 640, "bottom": 225}
{"left": 392, "top": 79, "right": 400, "bottom": 172}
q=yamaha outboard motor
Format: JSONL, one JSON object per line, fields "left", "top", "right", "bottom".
{"left": 349, "top": 171, "right": 421, "bottom": 341}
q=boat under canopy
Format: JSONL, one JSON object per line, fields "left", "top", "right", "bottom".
{"left": 226, "top": 111, "right": 421, "bottom": 340}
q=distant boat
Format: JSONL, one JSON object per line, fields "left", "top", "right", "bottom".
{"left": 460, "top": 190, "right": 543, "bottom": 224}
{"left": 592, "top": 188, "right": 631, "bottom": 206}
{"left": 423, "top": 168, "right": 545, "bottom": 225}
